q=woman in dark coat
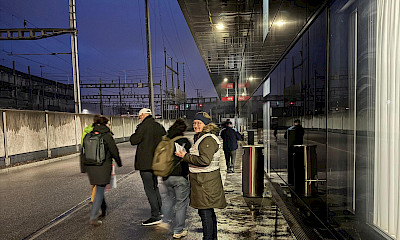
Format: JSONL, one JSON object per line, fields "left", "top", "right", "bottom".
{"left": 82, "top": 116, "right": 122, "bottom": 226}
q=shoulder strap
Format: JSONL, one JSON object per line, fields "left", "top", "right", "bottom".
{"left": 171, "top": 135, "right": 185, "bottom": 142}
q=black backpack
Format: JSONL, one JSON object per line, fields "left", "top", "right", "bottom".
{"left": 83, "top": 132, "right": 106, "bottom": 166}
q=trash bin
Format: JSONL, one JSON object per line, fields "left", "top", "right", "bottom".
{"left": 242, "top": 145, "right": 264, "bottom": 197}
{"left": 247, "top": 130, "right": 255, "bottom": 145}
{"left": 292, "top": 145, "right": 317, "bottom": 196}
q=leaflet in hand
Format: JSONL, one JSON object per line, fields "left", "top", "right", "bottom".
{"left": 175, "top": 142, "right": 186, "bottom": 153}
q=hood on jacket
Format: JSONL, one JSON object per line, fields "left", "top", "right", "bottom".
{"left": 167, "top": 127, "right": 183, "bottom": 139}
{"left": 196, "top": 123, "right": 220, "bottom": 139}
{"left": 93, "top": 124, "right": 111, "bottom": 134}
{"left": 83, "top": 124, "right": 94, "bottom": 134}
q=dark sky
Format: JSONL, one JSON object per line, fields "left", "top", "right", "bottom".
{"left": 0, "top": 0, "right": 217, "bottom": 98}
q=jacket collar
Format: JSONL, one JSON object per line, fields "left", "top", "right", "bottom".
{"left": 93, "top": 124, "right": 111, "bottom": 134}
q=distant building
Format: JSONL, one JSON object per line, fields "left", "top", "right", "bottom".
{"left": 0, "top": 65, "right": 74, "bottom": 112}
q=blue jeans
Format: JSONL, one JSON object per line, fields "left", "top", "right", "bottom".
{"left": 90, "top": 185, "right": 105, "bottom": 220}
{"left": 161, "top": 176, "right": 190, "bottom": 234}
{"left": 198, "top": 208, "right": 217, "bottom": 240}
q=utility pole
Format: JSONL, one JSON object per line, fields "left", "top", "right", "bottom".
{"left": 28, "top": 66, "right": 33, "bottom": 108}
{"left": 99, "top": 78, "right": 103, "bottom": 115}
{"left": 160, "top": 80, "right": 163, "bottom": 119}
{"left": 69, "top": 0, "right": 81, "bottom": 114}
{"left": 119, "top": 77, "right": 122, "bottom": 115}
{"left": 170, "top": 57, "right": 174, "bottom": 89}
{"left": 183, "top": 62, "right": 186, "bottom": 117}
{"left": 12, "top": 61, "right": 18, "bottom": 109}
{"left": 164, "top": 48, "right": 168, "bottom": 119}
{"left": 145, "top": 0, "right": 155, "bottom": 114}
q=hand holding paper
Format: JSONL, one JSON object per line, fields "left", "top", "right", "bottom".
{"left": 175, "top": 143, "right": 187, "bottom": 158}
{"left": 175, "top": 142, "right": 186, "bottom": 153}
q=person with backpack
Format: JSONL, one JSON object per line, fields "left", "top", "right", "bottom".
{"left": 130, "top": 108, "right": 166, "bottom": 226}
{"left": 80, "top": 115, "right": 100, "bottom": 205}
{"left": 175, "top": 112, "right": 227, "bottom": 240}
{"left": 82, "top": 116, "right": 122, "bottom": 226}
{"left": 155, "top": 119, "right": 192, "bottom": 239}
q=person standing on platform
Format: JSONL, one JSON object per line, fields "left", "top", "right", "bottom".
{"left": 175, "top": 112, "right": 227, "bottom": 240}
{"left": 220, "top": 121, "right": 241, "bottom": 173}
{"left": 82, "top": 116, "right": 122, "bottom": 226}
{"left": 158, "top": 119, "right": 192, "bottom": 239}
{"left": 130, "top": 108, "right": 166, "bottom": 226}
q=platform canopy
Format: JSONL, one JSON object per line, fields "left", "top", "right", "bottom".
{"left": 177, "top": 0, "right": 324, "bottom": 98}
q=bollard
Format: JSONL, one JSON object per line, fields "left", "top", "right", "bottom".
{"left": 242, "top": 145, "right": 264, "bottom": 197}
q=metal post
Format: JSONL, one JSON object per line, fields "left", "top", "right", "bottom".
{"left": 69, "top": 0, "right": 81, "bottom": 114}
{"left": 74, "top": 114, "right": 79, "bottom": 152}
{"left": 28, "top": 66, "right": 33, "bottom": 108}
{"left": 145, "top": 0, "right": 155, "bottom": 114}
{"left": 99, "top": 78, "right": 103, "bottom": 115}
{"left": 164, "top": 48, "right": 168, "bottom": 119}
{"left": 183, "top": 62, "right": 186, "bottom": 117}
{"left": 122, "top": 117, "right": 125, "bottom": 141}
{"left": 176, "top": 62, "right": 180, "bottom": 117}
{"left": 45, "top": 111, "right": 51, "bottom": 158}
{"left": 234, "top": 74, "right": 238, "bottom": 129}
{"left": 177, "top": 62, "right": 180, "bottom": 90}
{"left": 160, "top": 80, "right": 163, "bottom": 119}
{"left": 119, "top": 77, "right": 122, "bottom": 115}
{"left": 170, "top": 57, "right": 174, "bottom": 89}
{"left": 2, "top": 111, "right": 10, "bottom": 166}
{"left": 13, "top": 61, "right": 18, "bottom": 109}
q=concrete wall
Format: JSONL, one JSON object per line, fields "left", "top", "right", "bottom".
{"left": 6, "top": 111, "right": 47, "bottom": 156}
{"left": 0, "top": 114, "right": 4, "bottom": 164}
{"left": 0, "top": 109, "right": 175, "bottom": 167}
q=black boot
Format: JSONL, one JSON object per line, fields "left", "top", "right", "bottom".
{"left": 100, "top": 199, "right": 107, "bottom": 218}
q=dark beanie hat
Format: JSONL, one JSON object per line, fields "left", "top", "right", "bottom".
{"left": 194, "top": 112, "right": 211, "bottom": 125}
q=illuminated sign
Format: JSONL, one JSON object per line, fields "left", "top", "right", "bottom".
{"left": 238, "top": 96, "right": 250, "bottom": 101}
{"left": 221, "top": 83, "right": 233, "bottom": 89}
{"left": 238, "top": 82, "right": 250, "bottom": 88}
{"left": 222, "top": 96, "right": 234, "bottom": 101}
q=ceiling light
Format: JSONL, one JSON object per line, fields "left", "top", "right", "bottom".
{"left": 249, "top": 76, "right": 254, "bottom": 81}
{"left": 223, "top": 78, "right": 228, "bottom": 82}
{"left": 216, "top": 23, "right": 225, "bottom": 30}
{"left": 276, "top": 20, "right": 285, "bottom": 27}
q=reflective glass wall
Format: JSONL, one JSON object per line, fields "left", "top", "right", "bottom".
{"left": 240, "top": 0, "right": 391, "bottom": 239}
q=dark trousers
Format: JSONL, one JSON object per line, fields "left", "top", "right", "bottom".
{"left": 198, "top": 208, "right": 217, "bottom": 240}
{"left": 224, "top": 150, "right": 236, "bottom": 171}
{"left": 140, "top": 170, "right": 162, "bottom": 218}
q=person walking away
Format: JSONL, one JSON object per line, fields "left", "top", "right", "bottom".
{"left": 80, "top": 115, "right": 100, "bottom": 205}
{"left": 158, "top": 119, "right": 192, "bottom": 239}
{"left": 82, "top": 116, "right": 122, "bottom": 226}
{"left": 175, "top": 112, "right": 227, "bottom": 240}
{"left": 130, "top": 108, "right": 166, "bottom": 226}
{"left": 284, "top": 119, "right": 304, "bottom": 185}
{"left": 220, "top": 121, "right": 241, "bottom": 173}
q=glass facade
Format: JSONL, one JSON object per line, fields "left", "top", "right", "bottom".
{"left": 239, "top": 0, "right": 399, "bottom": 239}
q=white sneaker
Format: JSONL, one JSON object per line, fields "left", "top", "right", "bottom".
{"left": 157, "top": 221, "right": 170, "bottom": 230}
{"left": 173, "top": 230, "right": 188, "bottom": 238}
